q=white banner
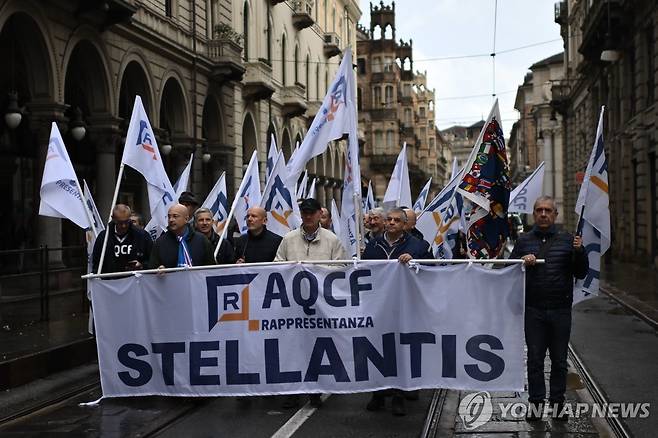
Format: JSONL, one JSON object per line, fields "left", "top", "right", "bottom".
{"left": 90, "top": 262, "right": 525, "bottom": 398}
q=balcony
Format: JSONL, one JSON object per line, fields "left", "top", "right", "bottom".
{"left": 75, "top": 0, "right": 137, "bottom": 30}
{"left": 242, "top": 59, "right": 275, "bottom": 101}
{"left": 371, "top": 71, "right": 397, "bottom": 83}
{"left": 554, "top": 1, "right": 567, "bottom": 25}
{"left": 369, "top": 154, "right": 398, "bottom": 171}
{"left": 207, "top": 39, "right": 245, "bottom": 83}
{"left": 280, "top": 83, "right": 308, "bottom": 118}
{"left": 271, "top": 0, "right": 286, "bottom": 4}
{"left": 550, "top": 80, "right": 571, "bottom": 115}
{"left": 324, "top": 32, "right": 341, "bottom": 58}
{"left": 579, "top": 0, "right": 625, "bottom": 61}
{"left": 292, "top": 0, "right": 315, "bottom": 30}
{"left": 370, "top": 108, "right": 397, "bottom": 121}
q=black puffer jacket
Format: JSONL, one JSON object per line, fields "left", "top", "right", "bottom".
{"left": 510, "top": 225, "right": 589, "bottom": 309}
{"left": 362, "top": 232, "right": 433, "bottom": 260}
{"left": 233, "top": 226, "right": 282, "bottom": 263}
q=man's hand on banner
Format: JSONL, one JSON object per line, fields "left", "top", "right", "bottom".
{"left": 522, "top": 254, "right": 537, "bottom": 266}
{"left": 398, "top": 253, "right": 413, "bottom": 264}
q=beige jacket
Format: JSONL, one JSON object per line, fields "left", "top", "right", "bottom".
{"left": 275, "top": 226, "right": 347, "bottom": 262}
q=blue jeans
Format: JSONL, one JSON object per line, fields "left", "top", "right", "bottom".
{"left": 524, "top": 306, "right": 572, "bottom": 403}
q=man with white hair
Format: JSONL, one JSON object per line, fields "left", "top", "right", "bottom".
{"left": 364, "top": 207, "right": 385, "bottom": 245}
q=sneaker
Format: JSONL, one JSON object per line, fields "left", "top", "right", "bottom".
{"left": 309, "top": 394, "right": 323, "bottom": 408}
{"left": 282, "top": 394, "right": 300, "bottom": 409}
{"left": 552, "top": 402, "right": 569, "bottom": 421}
{"left": 391, "top": 395, "right": 407, "bottom": 416}
{"left": 366, "top": 394, "right": 385, "bottom": 411}
{"left": 525, "top": 402, "right": 544, "bottom": 421}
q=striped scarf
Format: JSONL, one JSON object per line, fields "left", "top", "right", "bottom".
{"left": 177, "top": 227, "right": 193, "bottom": 267}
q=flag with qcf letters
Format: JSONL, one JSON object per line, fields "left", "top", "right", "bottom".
{"left": 508, "top": 162, "right": 545, "bottom": 214}
{"left": 266, "top": 134, "right": 277, "bottom": 180}
{"left": 261, "top": 151, "right": 301, "bottom": 237}
{"left": 233, "top": 151, "right": 262, "bottom": 234}
{"left": 573, "top": 107, "right": 610, "bottom": 305}
{"left": 456, "top": 100, "right": 511, "bottom": 259}
{"left": 201, "top": 172, "right": 229, "bottom": 235}
{"left": 413, "top": 178, "right": 432, "bottom": 213}
{"left": 120, "top": 96, "right": 175, "bottom": 234}
{"left": 39, "top": 122, "right": 92, "bottom": 230}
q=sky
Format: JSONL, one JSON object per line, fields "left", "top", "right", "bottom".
{"left": 357, "top": 0, "right": 564, "bottom": 136}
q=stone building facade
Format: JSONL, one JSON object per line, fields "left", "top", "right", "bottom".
{"left": 355, "top": 1, "right": 447, "bottom": 203}
{"left": 554, "top": 0, "right": 658, "bottom": 267}
{"left": 0, "top": 0, "right": 361, "bottom": 251}
{"left": 440, "top": 120, "right": 484, "bottom": 173}
{"left": 509, "top": 52, "right": 565, "bottom": 223}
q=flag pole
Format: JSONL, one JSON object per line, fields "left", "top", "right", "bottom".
{"left": 214, "top": 192, "right": 238, "bottom": 259}
{"left": 353, "top": 192, "right": 362, "bottom": 260}
{"left": 96, "top": 163, "right": 125, "bottom": 274}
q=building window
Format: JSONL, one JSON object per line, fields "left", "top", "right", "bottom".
{"left": 267, "top": 14, "right": 272, "bottom": 62}
{"left": 316, "top": 63, "right": 320, "bottom": 99}
{"left": 385, "top": 86, "right": 394, "bottom": 104}
{"left": 419, "top": 107, "right": 426, "bottom": 118}
{"left": 372, "top": 56, "right": 381, "bottom": 73}
{"left": 403, "top": 84, "right": 411, "bottom": 96}
{"left": 375, "top": 130, "right": 383, "bottom": 148}
{"left": 383, "top": 56, "right": 393, "bottom": 72}
{"left": 306, "top": 55, "right": 310, "bottom": 99}
{"left": 373, "top": 86, "right": 382, "bottom": 106}
{"left": 165, "top": 0, "right": 173, "bottom": 17}
{"left": 404, "top": 108, "right": 412, "bottom": 123}
{"left": 357, "top": 58, "right": 366, "bottom": 75}
{"left": 281, "top": 34, "right": 286, "bottom": 85}
{"left": 646, "top": 25, "right": 655, "bottom": 106}
{"left": 386, "top": 130, "right": 394, "bottom": 149}
{"left": 357, "top": 88, "right": 363, "bottom": 111}
{"left": 243, "top": 1, "right": 249, "bottom": 61}
{"left": 294, "top": 45, "right": 299, "bottom": 84}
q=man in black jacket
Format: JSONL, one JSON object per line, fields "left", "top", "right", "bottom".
{"left": 92, "top": 204, "right": 152, "bottom": 273}
{"left": 362, "top": 207, "right": 432, "bottom": 416}
{"left": 234, "top": 207, "right": 282, "bottom": 263}
{"left": 150, "top": 204, "right": 215, "bottom": 268}
{"left": 194, "top": 207, "right": 235, "bottom": 264}
{"left": 510, "top": 196, "right": 588, "bottom": 421}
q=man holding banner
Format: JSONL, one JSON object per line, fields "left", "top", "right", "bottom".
{"left": 511, "top": 196, "right": 588, "bottom": 421}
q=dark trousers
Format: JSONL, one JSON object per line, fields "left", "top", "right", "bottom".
{"left": 524, "top": 306, "right": 572, "bottom": 404}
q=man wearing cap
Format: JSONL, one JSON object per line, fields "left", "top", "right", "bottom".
{"left": 275, "top": 198, "right": 347, "bottom": 409}
{"left": 178, "top": 191, "right": 200, "bottom": 222}
{"left": 150, "top": 204, "right": 215, "bottom": 269}
{"left": 234, "top": 207, "right": 282, "bottom": 263}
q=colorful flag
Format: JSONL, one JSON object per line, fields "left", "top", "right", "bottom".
{"left": 39, "top": 122, "right": 94, "bottom": 231}
{"left": 261, "top": 151, "right": 301, "bottom": 237}
{"left": 573, "top": 106, "right": 610, "bottom": 305}
{"left": 232, "top": 151, "right": 262, "bottom": 234}
{"left": 266, "top": 133, "right": 277, "bottom": 180}
{"left": 508, "top": 162, "right": 545, "bottom": 214}
{"left": 383, "top": 143, "right": 412, "bottom": 209}
{"left": 120, "top": 96, "right": 175, "bottom": 235}
{"left": 286, "top": 48, "right": 357, "bottom": 186}
{"left": 413, "top": 178, "right": 432, "bottom": 213}
{"left": 363, "top": 180, "right": 375, "bottom": 213}
{"left": 201, "top": 172, "right": 229, "bottom": 235}
{"left": 416, "top": 170, "right": 464, "bottom": 259}
{"left": 456, "top": 100, "right": 511, "bottom": 259}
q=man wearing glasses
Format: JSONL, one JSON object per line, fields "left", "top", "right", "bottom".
{"left": 92, "top": 204, "right": 152, "bottom": 273}
{"left": 511, "top": 196, "right": 588, "bottom": 421}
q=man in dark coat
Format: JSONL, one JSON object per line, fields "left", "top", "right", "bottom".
{"left": 150, "top": 204, "right": 215, "bottom": 268}
{"left": 234, "top": 207, "right": 282, "bottom": 263}
{"left": 510, "top": 196, "right": 588, "bottom": 421}
{"left": 194, "top": 207, "right": 235, "bottom": 264}
{"left": 362, "top": 207, "right": 433, "bottom": 416}
{"left": 92, "top": 204, "right": 152, "bottom": 273}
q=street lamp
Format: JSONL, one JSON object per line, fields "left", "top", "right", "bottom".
{"left": 202, "top": 151, "right": 212, "bottom": 163}
{"left": 4, "top": 91, "right": 22, "bottom": 130}
{"left": 70, "top": 107, "right": 87, "bottom": 141}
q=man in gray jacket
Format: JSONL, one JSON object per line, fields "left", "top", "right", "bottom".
{"left": 274, "top": 198, "right": 347, "bottom": 409}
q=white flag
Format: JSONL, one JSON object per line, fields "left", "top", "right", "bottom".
{"left": 451, "top": 157, "right": 459, "bottom": 180}
{"left": 363, "top": 180, "right": 375, "bottom": 213}
{"left": 339, "top": 104, "right": 362, "bottom": 257}
{"left": 233, "top": 151, "right": 262, "bottom": 234}
{"left": 144, "top": 153, "right": 193, "bottom": 239}
{"left": 413, "top": 178, "right": 432, "bottom": 213}
{"left": 120, "top": 96, "right": 175, "bottom": 234}
{"left": 296, "top": 170, "right": 309, "bottom": 199}
{"left": 261, "top": 151, "right": 301, "bottom": 237}
{"left": 39, "top": 122, "right": 92, "bottom": 230}
{"left": 201, "top": 172, "right": 229, "bottom": 236}
{"left": 83, "top": 180, "right": 104, "bottom": 236}
{"left": 83, "top": 180, "right": 103, "bottom": 334}
{"left": 417, "top": 170, "right": 464, "bottom": 259}
{"left": 307, "top": 178, "right": 317, "bottom": 199}
{"left": 266, "top": 134, "right": 277, "bottom": 180}
{"left": 331, "top": 198, "right": 341, "bottom": 236}
{"left": 287, "top": 48, "right": 356, "bottom": 185}
{"left": 508, "top": 162, "right": 545, "bottom": 214}
{"left": 383, "top": 143, "right": 412, "bottom": 209}
{"left": 574, "top": 107, "right": 610, "bottom": 305}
